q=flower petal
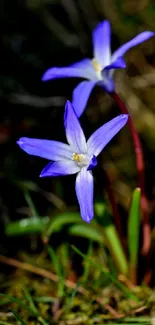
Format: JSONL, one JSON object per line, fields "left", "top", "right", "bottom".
{"left": 92, "top": 20, "right": 111, "bottom": 67}
{"left": 42, "top": 59, "right": 95, "bottom": 81}
{"left": 87, "top": 155, "right": 97, "bottom": 170}
{"left": 17, "top": 137, "right": 72, "bottom": 161}
{"left": 75, "top": 168, "right": 94, "bottom": 222}
{"left": 40, "top": 160, "right": 80, "bottom": 177}
{"left": 98, "top": 78, "right": 115, "bottom": 93}
{"left": 112, "top": 31, "right": 154, "bottom": 62}
{"left": 104, "top": 57, "right": 126, "bottom": 70}
{"left": 72, "top": 81, "right": 96, "bottom": 117}
{"left": 100, "top": 57, "right": 126, "bottom": 91}
{"left": 64, "top": 100, "right": 87, "bottom": 153}
{"left": 87, "top": 114, "right": 128, "bottom": 157}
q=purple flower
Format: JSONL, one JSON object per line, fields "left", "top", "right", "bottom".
{"left": 17, "top": 101, "right": 128, "bottom": 223}
{"left": 42, "top": 20, "right": 154, "bottom": 117}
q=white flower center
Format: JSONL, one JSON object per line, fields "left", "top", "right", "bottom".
{"left": 92, "top": 58, "right": 102, "bottom": 79}
{"left": 72, "top": 153, "right": 90, "bottom": 167}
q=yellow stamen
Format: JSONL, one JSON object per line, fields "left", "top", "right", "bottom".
{"left": 72, "top": 153, "right": 84, "bottom": 163}
{"left": 92, "top": 58, "right": 102, "bottom": 72}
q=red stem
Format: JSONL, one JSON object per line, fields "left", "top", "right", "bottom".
{"left": 111, "top": 92, "right": 150, "bottom": 257}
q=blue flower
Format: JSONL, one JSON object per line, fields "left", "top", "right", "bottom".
{"left": 17, "top": 101, "right": 128, "bottom": 222}
{"left": 42, "top": 20, "right": 154, "bottom": 117}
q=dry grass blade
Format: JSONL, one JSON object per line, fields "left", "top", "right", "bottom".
{"left": 0, "top": 255, "right": 88, "bottom": 296}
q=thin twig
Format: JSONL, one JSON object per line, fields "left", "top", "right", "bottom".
{"left": 0, "top": 255, "right": 88, "bottom": 296}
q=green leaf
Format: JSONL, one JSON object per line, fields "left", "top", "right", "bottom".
{"left": 5, "top": 217, "right": 49, "bottom": 236}
{"left": 128, "top": 188, "right": 141, "bottom": 283}
{"left": 43, "top": 212, "right": 81, "bottom": 241}
{"left": 95, "top": 202, "right": 128, "bottom": 276}
{"left": 95, "top": 202, "right": 107, "bottom": 218}
{"left": 102, "top": 223, "right": 128, "bottom": 276}
{"left": 68, "top": 224, "right": 104, "bottom": 244}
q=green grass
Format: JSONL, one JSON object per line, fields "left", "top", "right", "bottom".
{"left": 0, "top": 247, "right": 153, "bottom": 325}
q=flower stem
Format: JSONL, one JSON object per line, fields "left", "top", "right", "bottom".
{"left": 111, "top": 92, "right": 150, "bottom": 257}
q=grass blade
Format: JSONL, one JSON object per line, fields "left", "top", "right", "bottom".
{"left": 0, "top": 321, "right": 15, "bottom": 325}
{"left": 10, "top": 309, "right": 27, "bottom": 325}
{"left": 34, "top": 296, "right": 56, "bottom": 303}
{"left": 82, "top": 241, "right": 93, "bottom": 282}
{"left": 0, "top": 293, "right": 36, "bottom": 315}
{"left": 128, "top": 188, "right": 141, "bottom": 284}
{"left": 65, "top": 282, "right": 81, "bottom": 310}
{"left": 95, "top": 203, "right": 128, "bottom": 276}
{"left": 23, "top": 286, "right": 38, "bottom": 315}
{"left": 47, "top": 245, "right": 65, "bottom": 297}
{"left": 72, "top": 245, "right": 138, "bottom": 301}
{"left": 24, "top": 190, "right": 39, "bottom": 216}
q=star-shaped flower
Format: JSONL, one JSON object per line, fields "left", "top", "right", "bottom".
{"left": 17, "top": 101, "right": 128, "bottom": 222}
{"left": 42, "top": 20, "right": 154, "bottom": 117}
